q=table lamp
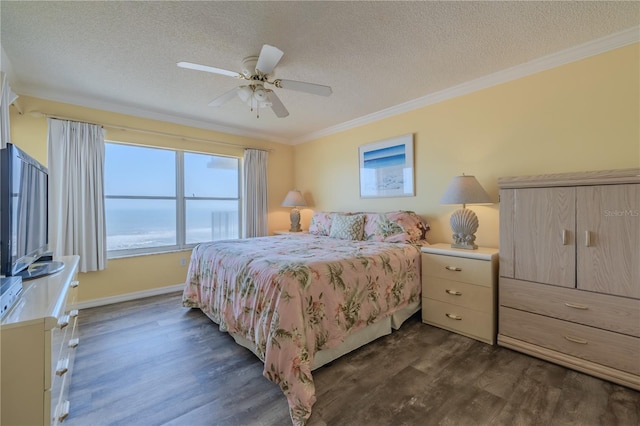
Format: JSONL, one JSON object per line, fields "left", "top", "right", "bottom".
{"left": 440, "top": 174, "right": 492, "bottom": 249}
{"left": 282, "top": 190, "right": 307, "bottom": 232}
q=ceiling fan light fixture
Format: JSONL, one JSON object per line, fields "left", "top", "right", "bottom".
{"left": 237, "top": 86, "right": 252, "bottom": 103}
{"left": 253, "top": 87, "right": 269, "bottom": 102}
{"left": 179, "top": 43, "right": 330, "bottom": 119}
{"left": 238, "top": 85, "right": 271, "bottom": 108}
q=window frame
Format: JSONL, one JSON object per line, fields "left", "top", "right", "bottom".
{"left": 105, "top": 141, "right": 242, "bottom": 258}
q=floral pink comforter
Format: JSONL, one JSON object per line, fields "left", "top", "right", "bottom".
{"left": 182, "top": 234, "right": 421, "bottom": 425}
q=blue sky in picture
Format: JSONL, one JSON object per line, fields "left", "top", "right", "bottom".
{"left": 363, "top": 144, "right": 406, "bottom": 169}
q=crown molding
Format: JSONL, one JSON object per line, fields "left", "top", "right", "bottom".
{"left": 12, "top": 85, "right": 289, "bottom": 145}
{"left": 5, "top": 25, "right": 638, "bottom": 147}
{"left": 292, "top": 25, "right": 640, "bottom": 145}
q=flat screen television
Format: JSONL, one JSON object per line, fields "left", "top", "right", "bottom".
{"left": 0, "top": 143, "right": 60, "bottom": 279}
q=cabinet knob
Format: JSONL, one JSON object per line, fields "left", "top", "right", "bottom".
{"left": 445, "top": 266, "right": 462, "bottom": 272}
{"left": 445, "top": 313, "right": 462, "bottom": 321}
{"left": 445, "top": 289, "right": 462, "bottom": 296}
{"left": 70, "top": 280, "right": 80, "bottom": 288}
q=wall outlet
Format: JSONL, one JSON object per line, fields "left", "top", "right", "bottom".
{"left": 180, "top": 258, "right": 187, "bottom": 266}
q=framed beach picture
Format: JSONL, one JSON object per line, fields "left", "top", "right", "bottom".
{"left": 359, "top": 134, "right": 414, "bottom": 198}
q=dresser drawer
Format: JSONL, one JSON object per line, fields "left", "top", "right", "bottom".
{"left": 500, "top": 307, "right": 640, "bottom": 375}
{"left": 423, "top": 298, "right": 494, "bottom": 344}
{"left": 423, "top": 277, "right": 493, "bottom": 313}
{"left": 501, "top": 278, "right": 640, "bottom": 337}
{"left": 423, "top": 254, "right": 492, "bottom": 287}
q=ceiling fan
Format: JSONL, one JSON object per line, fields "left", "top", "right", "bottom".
{"left": 177, "top": 44, "right": 332, "bottom": 118}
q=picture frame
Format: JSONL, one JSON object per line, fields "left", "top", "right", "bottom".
{"left": 359, "top": 134, "right": 414, "bottom": 198}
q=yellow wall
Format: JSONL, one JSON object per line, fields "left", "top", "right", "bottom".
{"left": 294, "top": 44, "right": 640, "bottom": 248}
{"left": 9, "top": 97, "right": 294, "bottom": 303}
{"left": 7, "top": 43, "right": 639, "bottom": 304}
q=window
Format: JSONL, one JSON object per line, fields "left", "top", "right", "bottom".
{"left": 104, "top": 142, "right": 241, "bottom": 257}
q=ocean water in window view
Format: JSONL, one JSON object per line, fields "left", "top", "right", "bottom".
{"left": 106, "top": 201, "right": 239, "bottom": 250}
{"left": 104, "top": 143, "right": 240, "bottom": 251}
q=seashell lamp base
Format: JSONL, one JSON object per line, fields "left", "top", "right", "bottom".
{"left": 449, "top": 207, "right": 479, "bottom": 250}
{"left": 289, "top": 207, "right": 302, "bottom": 232}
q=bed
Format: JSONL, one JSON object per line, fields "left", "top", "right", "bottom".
{"left": 182, "top": 211, "right": 429, "bottom": 425}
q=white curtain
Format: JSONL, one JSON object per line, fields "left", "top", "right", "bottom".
{"left": 48, "top": 118, "right": 107, "bottom": 272}
{"left": 243, "top": 149, "right": 268, "bottom": 237}
{"left": 0, "top": 72, "right": 18, "bottom": 149}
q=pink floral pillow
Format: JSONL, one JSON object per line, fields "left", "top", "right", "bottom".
{"left": 308, "top": 212, "right": 336, "bottom": 236}
{"left": 363, "top": 211, "right": 430, "bottom": 243}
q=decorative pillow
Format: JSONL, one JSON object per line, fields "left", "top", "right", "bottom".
{"left": 385, "top": 211, "right": 430, "bottom": 243}
{"left": 361, "top": 211, "right": 430, "bottom": 243}
{"left": 363, "top": 213, "right": 405, "bottom": 241}
{"left": 329, "top": 214, "right": 365, "bottom": 240}
{"left": 308, "top": 212, "right": 336, "bottom": 236}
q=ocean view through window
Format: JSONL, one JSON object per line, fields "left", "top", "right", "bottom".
{"left": 105, "top": 142, "right": 241, "bottom": 256}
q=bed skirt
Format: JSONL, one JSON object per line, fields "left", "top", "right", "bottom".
{"left": 212, "top": 299, "right": 421, "bottom": 371}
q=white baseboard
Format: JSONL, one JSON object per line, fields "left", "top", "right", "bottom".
{"left": 73, "top": 283, "right": 185, "bottom": 310}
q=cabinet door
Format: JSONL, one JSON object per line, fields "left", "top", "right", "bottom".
{"left": 499, "top": 189, "right": 515, "bottom": 278}
{"left": 577, "top": 184, "right": 640, "bottom": 298}
{"left": 514, "top": 187, "right": 576, "bottom": 288}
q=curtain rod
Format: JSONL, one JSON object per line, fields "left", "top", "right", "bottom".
{"left": 31, "top": 111, "right": 273, "bottom": 152}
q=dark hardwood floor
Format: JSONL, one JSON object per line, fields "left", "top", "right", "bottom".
{"left": 66, "top": 292, "right": 639, "bottom": 426}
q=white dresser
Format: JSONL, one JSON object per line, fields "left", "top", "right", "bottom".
{"left": 421, "top": 244, "right": 499, "bottom": 345}
{"left": 1, "top": 256, "right": 80, "bottom": 425}
{"left": 498, "top": 169, "right": 639, "bottom": 390}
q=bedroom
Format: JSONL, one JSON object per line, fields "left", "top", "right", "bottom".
{"left": 1, "top": 1, "right": 639, "bottom": 425}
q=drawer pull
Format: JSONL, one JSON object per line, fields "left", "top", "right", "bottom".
{"left": 561, "top": 229, "right": 568, "bottom": 245}
{"left": 57, "top": 315, "right": 70, "bottom": 329}
{"left": 564, "top": 335, "right": 588, "bottom": 345}
{"left": 585, "top": 230, "right": 592, "bottom": 247}
{"left": 445, "top": 313, "right": 462, "bottom": 321}
{"left": 445, "top": 266, "right": 462, "bottom": 272}
{"left": 564, "top": 302, "right": 589, "bottom": 310}
{"left": 69, "top": 338, "right": 80, "bottom": 348}
{"left": 445, "top": 289, "right": 462, "bottom": 296}
{"left": 56, "top": 400, "right": 70, "bottom": 422}
{"left": 56, "top": 358, "right": 70, "bottom": 376}
{"left": 70, "top": 280, "right": 80, "bottom": 288}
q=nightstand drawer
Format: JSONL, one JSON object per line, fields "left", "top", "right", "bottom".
{"left": 423, "top": 254, "right": 492, "bottom": 287}
{"left": 422, "top": 298, "right": 494, "bottom": 344}
{"left": 423, "top": 277, "right": 492, "bottom": 313}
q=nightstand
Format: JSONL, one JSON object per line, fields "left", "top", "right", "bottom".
{"left": 273, "top": 230, "right": 308, "bottom": 235}
{"left": 421, "top": 243, "right": 499, "bottom": 344}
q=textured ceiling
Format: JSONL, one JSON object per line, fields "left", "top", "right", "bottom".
{"left": 1, "top": 1, "right": 639, "bottom": 144}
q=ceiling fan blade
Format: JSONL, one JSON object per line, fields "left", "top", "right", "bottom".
{"left": 274, "top": 79, "right": 332, "bottom": 96}
{"left": 208, "top": 87, "right": 241, "bottom": 107}
{"left": 177, "top": 61, "right": 241, "bottom": 78}
{"left": 267, "top": 91, "right": 289, "bottom": 118}
{"left": 255, "top": 44, "right": 284, "bottom": 75}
